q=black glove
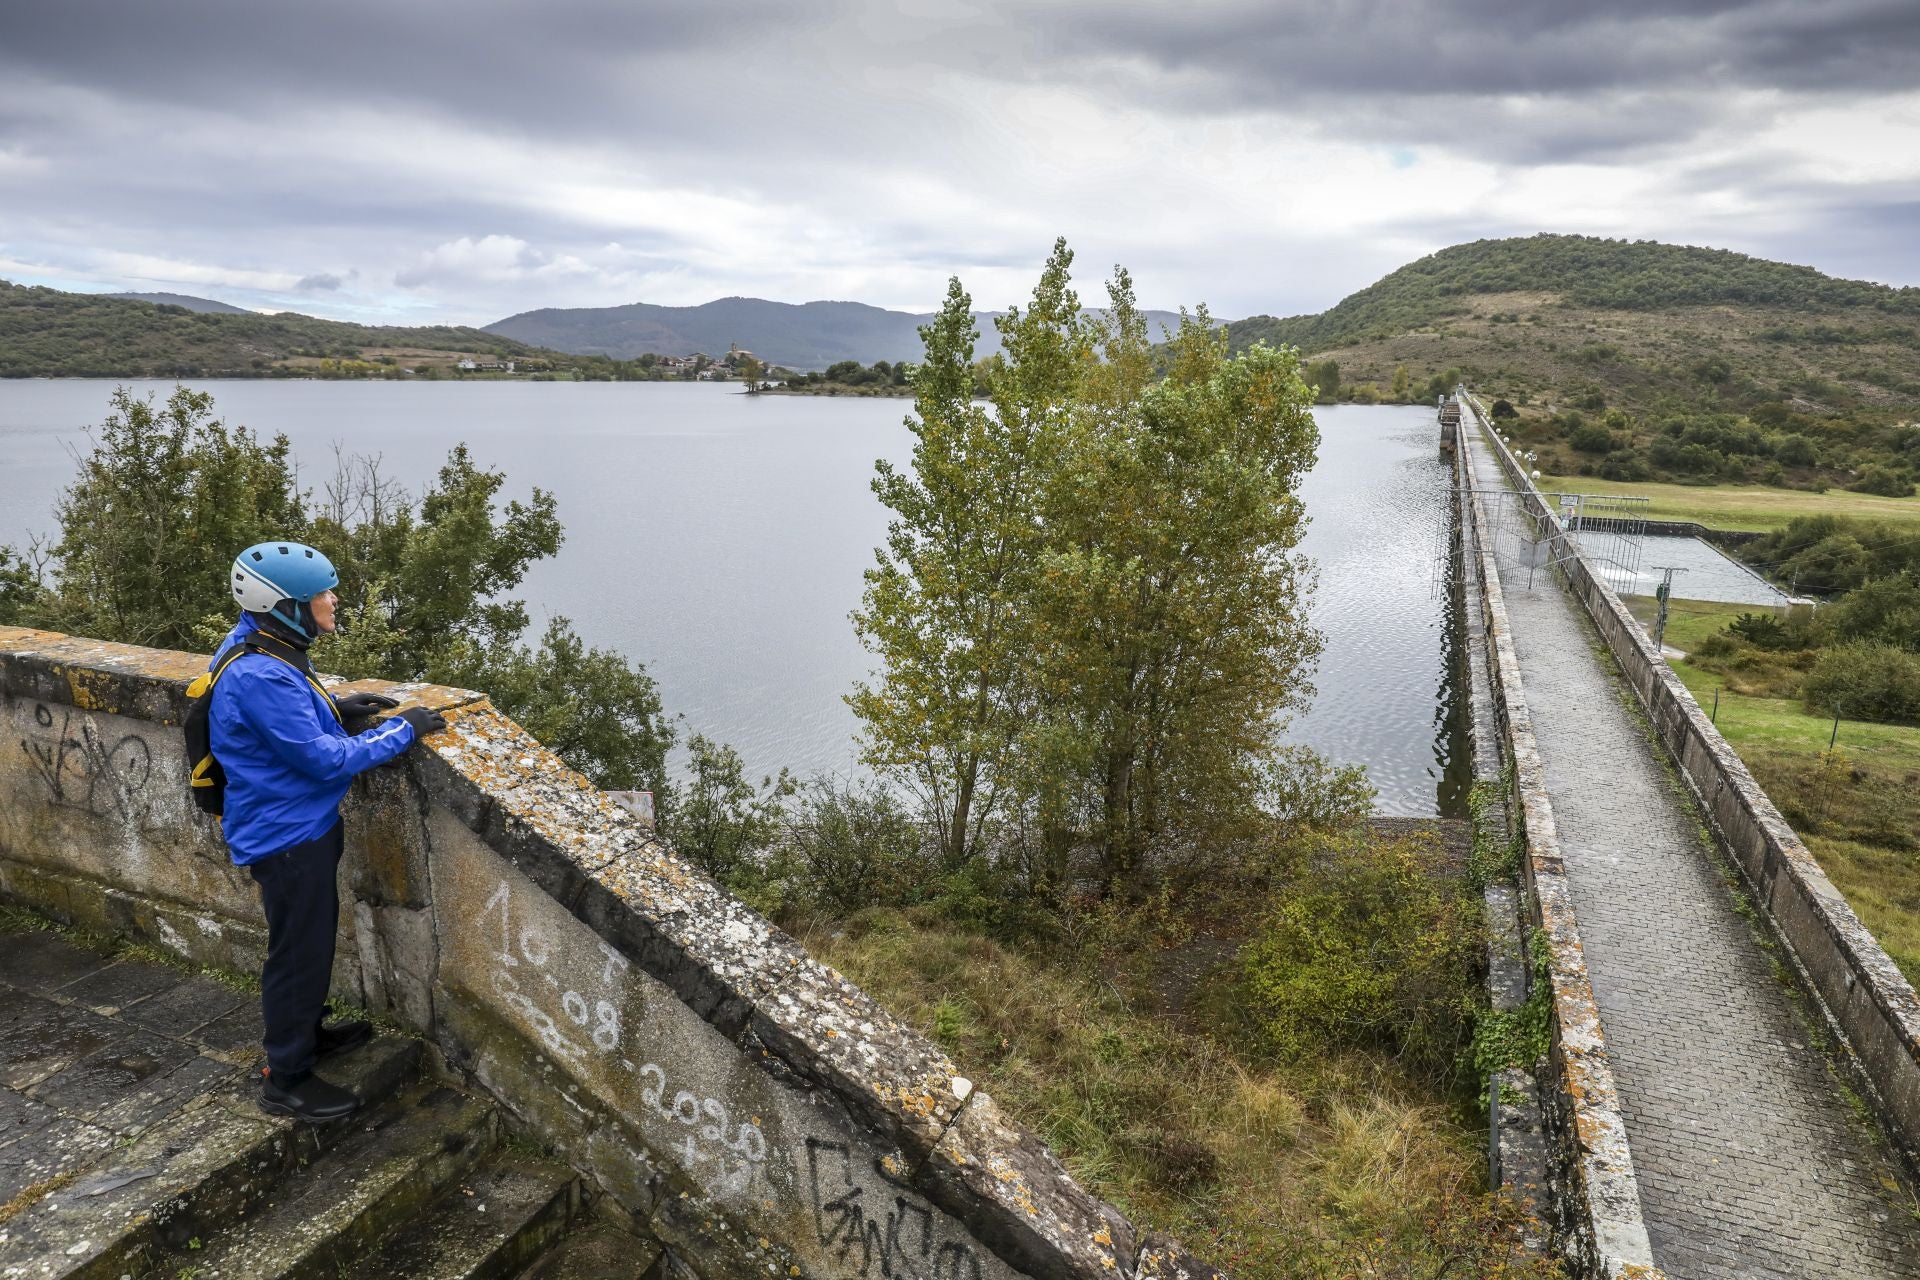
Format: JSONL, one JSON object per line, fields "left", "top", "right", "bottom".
{"left": 334, "top": 691, "right": 400, "bottom": 721}
{"left": 396, "top": 706, "right": 448, "bottom": 743}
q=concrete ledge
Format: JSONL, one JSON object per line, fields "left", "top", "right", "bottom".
{"left": 1453, "top": 435, "right": 1662, "bottom": 1279}
{"left": 0, "top": 623, "right": 1192, "bottom": 1280}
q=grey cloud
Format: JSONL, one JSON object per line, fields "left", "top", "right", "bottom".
{"left": 0, "top": 0, "right": 1913, "bottom": 323}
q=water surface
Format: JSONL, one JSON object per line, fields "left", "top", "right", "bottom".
{"left": 0, "top": 382, "right": 1459, "bottom": 814}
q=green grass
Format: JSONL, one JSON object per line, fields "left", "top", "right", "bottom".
{"left": 1622, "top": 596, "right": 1920, "bottom": 979}
{"left": 1538, "top": 475, "right": 1920, "bottom": 533}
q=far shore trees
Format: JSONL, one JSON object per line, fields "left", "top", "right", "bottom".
{"left": 851, "top": 240, "right": 1321, "bottom": 898}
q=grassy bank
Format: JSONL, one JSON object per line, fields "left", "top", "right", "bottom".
{"left": 1541, "top": 476, "right": 1920, "bottom": 532}
{"left": 788, "top": 863, "right": 1554, "bottom": 1279}
{"left": 1625, "top": 596, "right": 1920, "bottom": 979}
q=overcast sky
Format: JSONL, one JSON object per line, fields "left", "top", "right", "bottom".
{"left": 2, "top": 0, "right": 1916, "bottom": 326}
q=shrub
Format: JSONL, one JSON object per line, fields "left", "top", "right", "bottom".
{"left": 1773, "top": 433, "right": 1818, "bottom": 468}
{"left": 671, "top": 734, "right": 795, "bottom": 885}
{"left": 1241, "top": 833, "right": 1481, "bottom": 1081}
{"left": 1490, "top": 398, "right": 1517, "bottom": 419}
{"left": 1597, "top": 450, "right": 1651, "bottom": 482}
{"left": 1728, "top": 611, "right": 1792, "bottom": 650}
{"left": 1848, "top": 465, "right": 1916, "bottom": 498}
{"left": 1826, "top": 574, "right": 1920, "bottom": 650}
{"left": 780, "top": 776, "right": 931, "bottom": 910}
{"left": 1569, "top": 423, "right": 1616, "bottom": 454}
{"left": 1802, "top": 643, "right": 1920, "bottom": 724}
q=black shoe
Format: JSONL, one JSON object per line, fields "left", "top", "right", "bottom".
{"left": 315, "top": 1017, "right": 373, "bottom": 1058}
{"left": 259, "top": 1069, "right": 360, "bottom": 1122}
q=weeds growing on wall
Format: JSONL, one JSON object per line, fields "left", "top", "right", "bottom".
{"left": 1466, "top": 771, "right": 1522, "bottom": 890}
{"left": 1470, "top": 932, "right": 1554, "bottom": 1078}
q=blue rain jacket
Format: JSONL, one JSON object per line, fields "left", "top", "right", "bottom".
{"left": 208, "top": 614, "right": 415, "bottom": 865}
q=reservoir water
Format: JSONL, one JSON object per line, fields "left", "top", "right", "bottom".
{"left": 0, "top": 382, "right": 1461, "bottom": 815}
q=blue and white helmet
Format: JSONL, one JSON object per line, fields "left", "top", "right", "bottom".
{"left": 231, "top": 541, "right": 339, "bottom": 637}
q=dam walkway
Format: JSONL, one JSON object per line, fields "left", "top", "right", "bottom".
{"left": 1463, "top": 424, "right": 1920, "bottom": 1279}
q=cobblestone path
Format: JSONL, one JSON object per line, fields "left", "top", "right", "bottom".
{"left": 1465, "top": 429, "right": 1920, "bottom": 1278}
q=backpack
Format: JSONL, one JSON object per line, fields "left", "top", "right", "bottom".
{"left": 183, "top": 634, "right": 340, "bottom": 816}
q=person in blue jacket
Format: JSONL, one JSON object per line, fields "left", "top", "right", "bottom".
{"left": 211, "top": 540, "right": 446, "bottom": 1122}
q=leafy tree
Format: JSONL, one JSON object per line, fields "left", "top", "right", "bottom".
{"left": 1390, "top": 364, "right": 1411, "bottom": 402}
{"left": 1033, "top": 286, "right": 1321, "bottom": 891}
{"left": 0, "top": 545, "right": 38, "bottom": 626}
{"left": 739, "top": 355, "right": 766, "bottom": 392}
{"left": 306, "top": 445, "right": 561, "bottom": 681}
{"left": 38, "top": 386, "right": 303, "bottom": 649}
{"left": 672, "top": 733, "right": 794, "bottom": 884}
{"left": 854, "top": 242, "right": 1322, "bottom": 898}
{"left": 850, "top": 261, "right": 1064, "bottom": 868}
{"left": 34, "top": 386, "right": 674, "bottom": 796}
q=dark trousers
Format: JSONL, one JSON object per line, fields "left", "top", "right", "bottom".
{"left": 249, "top": 820, "right": 344, "bottom": 1079}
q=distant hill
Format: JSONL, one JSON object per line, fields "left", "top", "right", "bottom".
{"left": 0, "top": 279, "right": 543, "bottom": 378}
{"left": 488, "top": 298, "right": 923, "bottom": 369}
{"left": 1230, "top": 234, "right": 1920, "bottom": 355}
{"left": 106, "top": 291, "right": 252, "bottom": 315}
{"left": 486, "top": 296, "right": 1195, "bottom": 369}
{"left": 1233, "top": 234, "right": 1920, "bottom": 496}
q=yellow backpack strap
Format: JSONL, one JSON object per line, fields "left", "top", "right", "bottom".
{"left": 244, "top": 643, "right": 345, "bottom": 725}
{"left": 188, "top": 642, "right": 253, "bottom": 700}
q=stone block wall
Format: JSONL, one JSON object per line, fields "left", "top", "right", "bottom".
{"left": 0, "top": 625, "right": 1217, "bottom": 1280}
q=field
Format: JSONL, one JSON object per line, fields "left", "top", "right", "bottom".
{"left": 1540, "top": 476, "right": 1920, "bottom": 533}
{"left": 1624, "top": 595, "right": 1920, "bottom": 978}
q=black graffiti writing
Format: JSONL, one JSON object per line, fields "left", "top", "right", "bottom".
{"left": 806, "top": 1138, "right": 982, "bottom": 1280}
{"left": 19, "top": 703, "right": 155, "bottom": 825}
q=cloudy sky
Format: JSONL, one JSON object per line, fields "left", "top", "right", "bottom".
{"left": 2, "top": 0, "right": 1916, "bottom": 326}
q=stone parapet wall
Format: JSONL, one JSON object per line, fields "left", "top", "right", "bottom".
{"left": 0, "top": 625, "right": 1217, "bottom": 1280}
{"left": 1451, "top": 426, "right": 1664, "bottom": 1279}
{"left": 1463, "top": 396, "right": 1920, "bottom": 1182}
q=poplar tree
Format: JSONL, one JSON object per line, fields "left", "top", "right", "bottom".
{"left": 854, "top": 243, "right": 1322, "bottom": 896}
{"left": 850, "top": 244, "right": 1087, "bottom": 867}
{"left": 1037, "top": 296, "right": 1321, "bottom": 890}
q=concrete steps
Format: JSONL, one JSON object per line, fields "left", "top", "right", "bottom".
{"left": 515, "top": 1223, "right": 665, "bottom": 1280}
{"left": 0, "top": 928, "right": 652, "bottom": 1280}
{"left": 0, "top": 1035, "right": 422, "bottom": 1280}
{"left": 141, "top": 1077, "right": 500, "bottom": 1279}
{"left": 355, "top": 1151, "right": 578, "bottom": 1279}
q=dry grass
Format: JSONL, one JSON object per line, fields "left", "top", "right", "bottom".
{"left": 797, "top": 906, "right": 1556, "bottom": 1279}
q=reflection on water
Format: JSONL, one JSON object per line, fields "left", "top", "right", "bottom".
{"left": 0, "top": 385, "right": 1463, "bottom": 815}
{"left": 1282, "top": 406, "right": 1465, "bottom": 817}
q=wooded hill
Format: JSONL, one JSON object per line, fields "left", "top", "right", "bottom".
{"left": 1231, "top": 235, "right": 1920, "bottom": 495}
{"left": 0, "top": 280, "right": 541, "bottom": 378}
{"left": 487, "top": 296, "right": 1193, "bottom": 369}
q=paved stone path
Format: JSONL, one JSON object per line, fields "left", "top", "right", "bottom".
{"left": 1465, "top": 429, "right": 1920, "bottom": 1278}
